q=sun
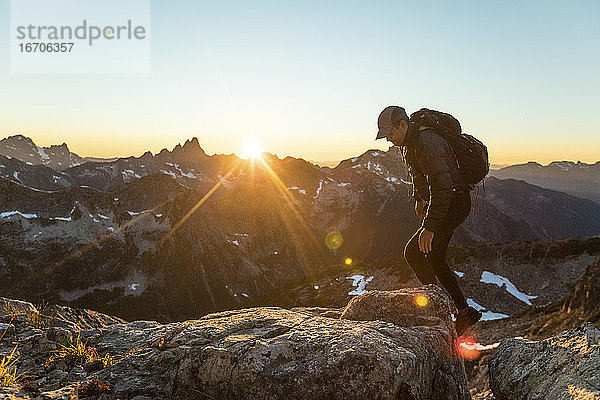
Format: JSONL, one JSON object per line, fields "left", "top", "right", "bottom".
{"left": 242, "top": 140, "right": 263, "bottom": 159}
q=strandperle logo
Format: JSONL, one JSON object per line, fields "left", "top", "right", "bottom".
{"left": 10, "top": 0, "right": 151, "bottom": 74}
{"left": 15, "top": 19, "right": 147, "bottom": 46}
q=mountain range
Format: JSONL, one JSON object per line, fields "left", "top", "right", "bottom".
{"left": 489, "top": 160, "right": 600, "bottom": 204}
{"left": 0, "top": 134, "right": 115, "bottom": 171}
{"left": 1, "top": 134, "right": 600, "bottom": 322}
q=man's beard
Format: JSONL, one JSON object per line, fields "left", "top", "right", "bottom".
{"left": 390, "top": 137, "right": 403, "bottom": 146}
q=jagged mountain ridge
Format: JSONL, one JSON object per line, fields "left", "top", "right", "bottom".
{"left": 0, "top": 134, "right": 116, "bottom": 171}
{"left": 489, "top": 160, "right": 600, "bottom": 204}
{"left": 4, "top": 134, "right": 599, "bottom": 201}
{"left": 5, "top": 135, "right": 599, "bottom": 246}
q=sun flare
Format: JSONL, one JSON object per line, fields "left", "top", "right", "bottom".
{"left": 243, "top": 140, "right": 263, "bottom": 159}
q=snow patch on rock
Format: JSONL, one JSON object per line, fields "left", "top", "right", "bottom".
{"left": 347, "top": 274, "right": 374, "bottom": 296}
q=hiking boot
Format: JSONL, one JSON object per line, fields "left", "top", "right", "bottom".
{"left": 454, "top": 306, "right": 482, "bottom": 336}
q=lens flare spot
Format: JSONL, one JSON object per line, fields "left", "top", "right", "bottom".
{"left": 415, "top": 295, "right": 429, "bottom": 307}
{"left": 455, "top": 336, "right": 481, "bottom": 360}
{"left": 325, "top": 231, "right": 343, "bottom": 250}
{"left": 344, "top": 257, "right": 353, "bottom": 265}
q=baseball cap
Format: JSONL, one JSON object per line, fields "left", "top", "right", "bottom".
{"left": 376, "top": 106, "right": 408, "bottom": 140}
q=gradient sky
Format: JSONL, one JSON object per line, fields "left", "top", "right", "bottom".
{"left": 1, "top": 0, "right": 598, "bottom": 165}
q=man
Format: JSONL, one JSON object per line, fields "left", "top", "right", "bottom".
{"left": 376, "top": 105, "right": 482, "bottom": 336}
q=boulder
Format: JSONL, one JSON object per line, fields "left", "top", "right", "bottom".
{"left": 340, "top": 284, "right": 456, "bottom": 330}
{"left": 89, "top": 285, "right": 469, "bottom": 399}
{"left": 489, "top": 322, "right": 600, "bottom": 400}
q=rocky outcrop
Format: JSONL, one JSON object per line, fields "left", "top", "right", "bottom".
{"left": 340, "top": 285, "right": 456, "bottom": 330}
{"left": 0, "top": 286, "right": 470, "bottom": 399}
{"left": 563, "top": 255, "right": 600, "bottom": 315}
{"left": 488, "top": 322, "right": 600, "bottom": 400}
{"left": 340, "top": 286, "right": 469, "bottom": 399}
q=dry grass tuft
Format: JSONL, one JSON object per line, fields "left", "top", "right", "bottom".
{"left": 0, "top": 346, "right": 21, "bottom": 387}
{"left": 2, "top": 302, "right": 49, "bottom": 330}
{"left": 48, "top": 334, "right": 119, "bottom": 369}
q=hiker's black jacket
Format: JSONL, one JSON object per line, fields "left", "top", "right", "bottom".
{"left": 402, "top": 124, "right": 470, "bottom": 233}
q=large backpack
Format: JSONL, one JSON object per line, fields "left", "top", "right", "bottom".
{"left": 409, "top": 108, "right": 489, "bottom": 187}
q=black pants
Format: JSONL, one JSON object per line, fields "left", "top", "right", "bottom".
{"left": 404, "top": 191, "right": 471, "bottom": 311}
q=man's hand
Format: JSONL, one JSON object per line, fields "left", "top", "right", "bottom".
{"left": 418, "top": 229, "right": 434, "bottom": 254}
{"left": 415, "top": 200, "right": 427, "bottom": 218}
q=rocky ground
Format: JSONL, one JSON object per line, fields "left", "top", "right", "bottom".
{"left": 1, "top": 253, "right": 599, "bottom": 399}
{"left": 1, "top": 286, "right": 472, "bottom": 400}
{"left": 2, "top": 270, "right": 599, "bottom": 400}
{"left": 489, "top": 322, "right": 599, "bottom": 400}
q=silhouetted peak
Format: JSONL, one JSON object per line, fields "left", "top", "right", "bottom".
{"left": 183, "top": 137, "right": 198, "bottom": 148}
{"left": 43, "top": 143, "right": 70, "bottom": 154}
{"left": 158, "top": 148, "right": 170, "bottom": 157}
{"left": 9, "top": 134, "right": 30, "bottom": 140}
{"left": 3, "top": 134, "right": 35, "bottom": 147}
{"left": 524, "top": 161, "right": 542, "bottom": 167}
{"left": 261, "top": 152, "right": 279, "bottom": 162}
{"left": 182, "top": 137, "right": 207, "bottom": 157}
